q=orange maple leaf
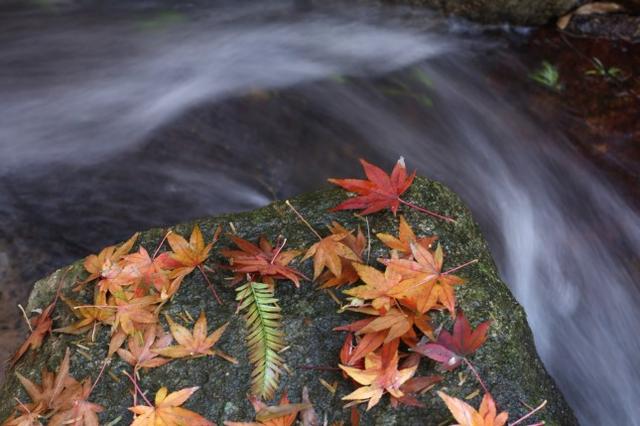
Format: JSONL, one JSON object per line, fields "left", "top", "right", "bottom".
{"left": 302, "top": 233, "right": 359, "bottom": 281}
{"left": 221, "top": 235, "right": 305, "bottom": 287}
{"left": 129, "top": 386, "right": 214, "bottom": 426}
{"left": 376, "top": 215, "right": 437, "bottom": 257}
{"left": 153, "top": 312, "right": 236, "bottom": 364}
{"left": 343, "top": 263, "right": 403, "bottom": 312}
{"left": 437, "top": 391, "right": 508, "bottom": 426}
{"left": 384, "top": 243, "right": 465, "bottom": 315}
{"left": 224, "top": 392, "right": 311, "bottom": 426}
{"left": 166, "top": 225, "right": 219, "bottom": 277}
{"left": 339, "top": 340, "right": 417, "bottom": 410}
{"left": 80, "top": 233, "right": 139, "bottom": 288}
{"left": 317, "top": 222, "right": 366, "bottom": 289}
{"left": 15, "top": 349, "right": 72, "bottom": 412}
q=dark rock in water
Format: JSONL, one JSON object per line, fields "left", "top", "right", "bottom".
{"left": 0, "top": 177, "right": 577, "bottom": 425}
{"left": 384, "top": 0, "right": 577, "bottom": 25}
{"left": 565, "top": 13, "right": 640, "bottom": 42}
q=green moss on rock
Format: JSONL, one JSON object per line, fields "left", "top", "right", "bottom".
{"left": 0, "top": 177, "right": 577, "bottom": 425}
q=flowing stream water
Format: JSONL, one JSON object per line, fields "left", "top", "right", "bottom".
{"left": 1, "top": 1, "right": 639, "bottom": 424}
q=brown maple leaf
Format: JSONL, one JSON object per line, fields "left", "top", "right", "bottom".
{"left": 48, "top": 379, "right": 104, "bottom": 426}
{"left": 129, "top": 386, "right": 214, "bottom": 426}
{"left": 15, "top": 349, "right": 72, "bottom": 412}
{"left": 224, "top": 392, "right": 311, "bottom": 426}
{"left": 117, "top": 325, "right": 172, "bottom": 370}
{"left": 10, "top": 293, "right": 58, "bottom": 366}
{"left": 339, "top": 340, "right": 418, "bottom": 410}
{"left": 221, "top": 235, "right": 305, "bottom": 287}
{"left": 153, "top": 312, "right": 236, "bottom": 363}
{"left": 317, "top": 223, "right": 366, "bottom": 289}
{"left": 54, "top": 293, "right": 113, "bottom": 339}
{"left": 376, "top": 215, "right": 437, "bottom": 257}
{"left": 328, "top": 158, "right": 454, "bottom": 222}
{"left": 437, "top": 391, "right": 508, "bottom": 426}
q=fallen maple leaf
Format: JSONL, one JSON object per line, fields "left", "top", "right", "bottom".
{"left": 80, "top": 233, "right": 139, "bottom": 287}
{"left": 384, "top": 243, "right": 466, "bottom": 315}
{"left": 153, "top": 312, "right": 237, "bottom": 363}
{"left": 317, "top": 223, "right": 366, "bottom": 289}
{"left": 117, "top": 325, "right": 172, "bottom": 370}
{"left": 437, "top": 391, "right": 508, "bottom": 426}
{"left": 15, "top": 349, "right": 72, "bottom": 412}
{"left": 302, "top": 233, "right": 359, "bottom": 281}
{"left": 328, "top": 158, "right": 454, "bottom": 222}
{"left": 221, "top": 235, "right": 305, "bottom": 287}
{"left": 339, "top": 340, "right": 417, "bottom": 410}
{"left": 376, "top": 215, "right": 437, "bottom": 257}
{"left": 48, "top": 379, "right": 104, "bottom": 426}
{"left": 10, "top": 293, "right": 59, "bottom": 366}
{"left": 129, "top": 386, "right": 214, "bottom": 426}
{"left": 413, "top": 310, "right": 490, "bottom": 371}
{"left": 224, "top": 392, "right": 311, "bottom": 426}
{"left": 343, "top": 263, "right": 403, "bottom": 313}
{"left": 166, "top": 225, "right": 218, "bottom": 276}
{"left": 54, "top": 293, "right": 113, "bottom": 339}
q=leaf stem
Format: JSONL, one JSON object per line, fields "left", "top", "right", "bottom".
{"left": 443, "top": 259, "right": 479, "bottom": 275}
{"left": 463, "top": 358, "right": 490, "bottom": 396}
{"left": 285, "top": 200, "right": 322, "bottom": 240}
{"left": 197, "top": 265, "right": 222, "bottom": 305}
{"left": 509, "top": 400, "right": 547, "bottom": 426}
{"left": 152, "top": 230, "right": 172, "bottom": 259}
{"left": 399, "top": 198, "right": 456, "bottom": 223}
{"left": 123, "top": 371, "right": 153, "bottom": 407}
{"left": 89, "top": 358, "right": 111, "bottom": 396}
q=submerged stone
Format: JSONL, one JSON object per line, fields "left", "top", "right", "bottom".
{"left": 0, "top": 177, "right": 577, "bottom": 425}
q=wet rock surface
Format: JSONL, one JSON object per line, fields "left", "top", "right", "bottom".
{"left": 0, "top": 178, "right": 577, "bottom": 425}
{"left": 384, "top": 0, "right": 577, "bottom": 25}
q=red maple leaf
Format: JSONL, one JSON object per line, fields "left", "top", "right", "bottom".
{"left": 328, "top": 158, "right": 454, "bottom": 222}
{"left": 220, "top": 235, "right": 306, "bottom": 287}
{"left": 413, "top": 310, "right": 490, "bottom": 371}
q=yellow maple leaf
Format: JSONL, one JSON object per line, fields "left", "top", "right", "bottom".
{"left": 129, "top": 386, "right": 214, "bottom": 426}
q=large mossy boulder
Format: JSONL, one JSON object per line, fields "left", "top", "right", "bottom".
{"left": 385, "top": 0, "right": 578, "bottom": 25}
{"left": 0, "top": 177, "right": 576, "bottom": 425}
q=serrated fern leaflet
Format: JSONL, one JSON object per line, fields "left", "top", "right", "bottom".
{"left": 236, "top": 281, "right": 285, "bottom": 400}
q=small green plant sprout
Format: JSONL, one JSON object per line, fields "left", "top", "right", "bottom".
{"left": 585, "top": 57, "right": 625, "bottom": 79}
{"left": 530, "top": 61, "right": 562, "bottom": 91}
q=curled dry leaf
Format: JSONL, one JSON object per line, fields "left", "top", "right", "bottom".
{"left": 557, "top": 2, "right": 624, "bottom": 30}
{"left": 224, "top": 392, "right": 311, "bottom": 426}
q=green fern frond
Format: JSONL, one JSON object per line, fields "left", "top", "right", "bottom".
{"left": 236, "top": 281, "right": 285, "bottom": 400}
